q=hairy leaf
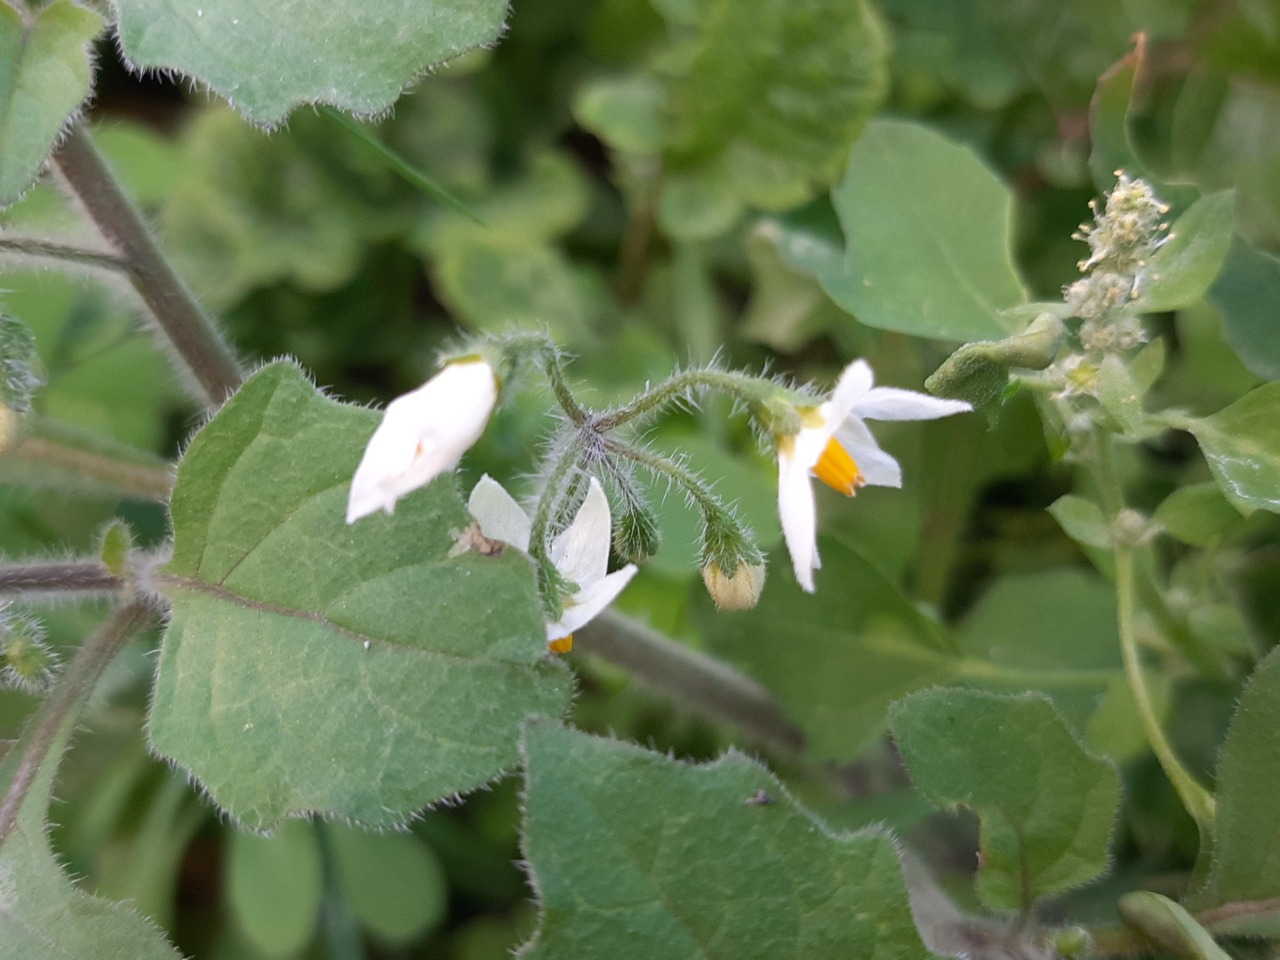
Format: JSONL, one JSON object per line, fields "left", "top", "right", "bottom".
{"left": 518, "top": 720, "right": 933, "bottom": 959}
{"left": 890, "top": 689, "right": 1120, "bottom": 912}
{"left": 0, "top": 0, "right": 102, "bottom": 207}
{"left": 804, "top": 120, "right": 1028, "bottom": 340}
{"left": 1194, "top": 647, "right": 1280, "bottom": 937}
{"left": 113, "top": 0, "right": 507, "bottom": 126}
{"left": 149, "top": 362, "right": 572, "bottom": 829}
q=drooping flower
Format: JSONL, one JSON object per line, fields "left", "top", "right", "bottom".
{"left": 347, "top": 358, "right": 499, "bottom": 524}
{"left": 468, "top": 474, "right": 637, "bottom": 652}
{"left": 776, "top": 360, "right": 971, "bottom": 592}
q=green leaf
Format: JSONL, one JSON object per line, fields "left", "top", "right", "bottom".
{"left": 1209, "top": 238, "right": 1280, "bottom": 380}
{"left": 149, "top": 362, "right": 573, "bottom": 829}
{"left": 113, "top": 0, "right": 507, "bottom": 126}
{"left": 1118, "top": 892, "right": 1232, "bottom": 960}
{"left": 653, "top": 0, "right": 888, "bottom": 237}
{"left": 1184, "top": 382, "right": 1280, "bottom": 515}
{"left": 700, "top": 535, "right": 952, "bottom": 761}
{"left": 890, "top": 689, "right": 1120, "bottom": 912}
{"left": 0, "top": 0, "right": 103, "bottom": 207}
{"left": 1194, "top": 647, "right": 1280, "bottom": 936}
{"left": 518, "top": 720, "right": 933, "bottom": 959}
{"left": 1088, "top": 39, "right": 1148, "bottom": 193}
{"left": 0, "top": 621, "right": 182, "bottom": 960}
{"left": 1153, "top": 482, "right": 1246, "bottom": 547}
{"left": 1138, "top": 191, "right": 1235, "bottom": 313}
{"left": 327, "top": 824, "right": 449, "bottom": 944}
{"left": 227, "top": 820, "right": 322, "bottom": 957}
{"left": 573, "top": 74, "right": 664, "bottom": 154}
{"left": 1047, "top": 494, "right": 1110, "bottom": 549}
{"left": 1096, "top": 355, "right": 1146, "bottom": 436}
{"left": 811, "top": 120, "right": 1028, "bottom": 340}
{"left": 953, "top": 569, "right": 1120, "bottom": 734}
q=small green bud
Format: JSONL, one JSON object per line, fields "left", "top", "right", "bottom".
{"left": 100, "top": 520, "right": 134, "bottom": 576}
{"left": 925, "top": 313, "right": 1067, "bottom": 407}
{"left": 1, "top": 607, "right": 58, "bottom": 694}
{"left": 613, "top": 498, "right": 662, "bottom": 564}
{"left": 702, "top": 562, "right": 765, "bottom": 611}
{"left": 1048, "top": 927, "right": 1091, "bottom": 958}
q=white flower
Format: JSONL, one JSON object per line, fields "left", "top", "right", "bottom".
{"left": 776, "top": 360, "right": 971, "bottom": 592}
{"left": 346, "top": 358, "right": 499, "bottom": 524}
{"left": 468, "top": 474, "right": 638, "bottom": 652}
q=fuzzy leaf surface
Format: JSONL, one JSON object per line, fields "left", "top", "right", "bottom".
{"left": 149, "top": 362, "right": 572, "bottom": 830}
{"left": 113, "top": 0, "right": 507, "bottom": 125}
{"left": 518, "top": 720, "right": 934, "bottom": 959}
{"left": 0, "top": 0, "right": 102, "bottom": 207}
{"left": 890, "top": 689, "right": 1119, "bottom": 912}
{"left": 1194, "top": 648, "right": 1280, "bottom": 937}
{"left": 802, "top": 120, "right": 1027, "bottom": 340}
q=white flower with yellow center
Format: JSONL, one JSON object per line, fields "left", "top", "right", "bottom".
{"left": 347, "top": 358, "right": 499, "bottom": 524}
{"left": 777, "top": 360, "right": 971, "bottom": 592}
{"left": 468, "top": 474, "right": 637, "bottom": 653}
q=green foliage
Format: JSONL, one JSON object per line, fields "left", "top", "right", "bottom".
{"left": 227, "top": 820, "right": 323, "bottom": 957}
{"left": 1184, "top": 382, "right": 1280, "bottom": 515}
{"left": 1210, "top": 238, "right": 1280, "bottom": 380}
{"left": 112, "top": 0, "right": 508, "bottom": 126}
{"left": 1118, "top": 892, "right": 1232, "bottom": 960}
{"left": 890, "top": 689, "right": 1120, "bottom": 912}
{"left": 0, "top": 0, "right": 102, "bottom": 207}
{"left": 326, "top": 824, "right": 449, "bottom": 944}
{"left": 1193, "top": 647, "right": 1280, "bottom": 937}
{"left": 779, "top": 120, "right": 1028, "bottom": 340}
{"left": 518, "top": 720, "right": 932, "bottom": 959}
{"left": 1138, "top": 191, "right": 1235, "bottom": 313}
{"left": 149, "top": 362, "right": 572, "bottom": 829}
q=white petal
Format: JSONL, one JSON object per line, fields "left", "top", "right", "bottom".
{"left": 467, "top": 475, "right": 532, "bottom": 551}
{"left": 550, "top": 476, "right": 612, "bottom": 586}
{"left": 547, "top": 563, "right": 638, "bottom": 639}
{"left": 345, "top": 359, "right": 498, "bottom": 524}
{"left": 777, "top": 443, "right": 820, "bottom": 592}
{"left": 829, "top": 359, "right": 874, "bottom": 418}
{"left": 852, "top": 386, "right": 971, "bottom": 422}
{"left": 792, "top": 406, "right": 839, "bottom": 472}
{"left": 834, "top": 418, "right": 903, "bottom": 488}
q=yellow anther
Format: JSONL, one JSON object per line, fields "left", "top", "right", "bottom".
{"left": 548, "top": 635, "right": 574, "bottom": 654}
{"left": 812, "top": 437, "right": 864, "bottom": 496}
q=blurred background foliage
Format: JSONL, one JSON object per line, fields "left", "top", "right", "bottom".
{"left": 2, "top": 0, "right": 1279, "bottom": 955}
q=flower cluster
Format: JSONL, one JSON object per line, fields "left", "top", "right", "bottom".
{"left": 345, "top": 341, "right": 969, "bottom": 644}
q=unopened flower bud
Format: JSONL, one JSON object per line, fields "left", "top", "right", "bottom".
{"left": 614, "top": 499, "right": 662, "bottom": 564}
{"left": 1, "top": 607, "right": 58, "bottom": 694}
{"left": 702, "top": 562, "right": 766, "bottom": 611}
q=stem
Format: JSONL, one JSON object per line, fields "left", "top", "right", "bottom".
{"left": 0, "top": 560, "right": 125, "bottom": 599}
{"left": 528, "top": 435, "right": 586, "bottom": 558}
{"left": 576, "top": 610, "right": 806, "bottom": 756}
{"left": 0, "top": 235, "right": 127, "bottom": 271}
{"left": 0, "top": 598, "right": 153, "bottom": 844}
{"left": 7, "top": 434, "right": 174, "bottom": 502}
{"left": 603, "top": 435, "right": 723, "bottom": 518}
{"left": 1090, "top": 424, "right": 1216, "bottom": 827}
{"left": 540, "top": 350, "right": 588, "bottom": 426}
{"left": 595, "top": 369, "right": 773, "bottom": 431}
{"left": 1116, "top": 544, "right": 1217, "bottom": 828}
{"left": 52, "top": 125, "right": 243, "bottom": 407}
{"left": 616, "top": 164, "right": 660, "bottom": 307}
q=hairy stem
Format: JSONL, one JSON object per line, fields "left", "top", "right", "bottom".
{"left": 0, "top": 599, "right": 153, "bottom": 844}
{"left": 576, "top": 610, "right": 806, "bottom": 756}
{"left": 7, "top": 433, "right": 174, "bottom": 502}
{"left": 0, "top": 560, "right": 126, "bottom": 599}
{"left": 0, "top": 235, "right": 127, "bottom": 271}
{"left": 52, "top": 125, "right": 243, "bottom": 407}
{"left": 603, "top": 435, "right": 723, "bottom": 518}
{"left": 595, "top": 369, "right": 773, "bottom": 431}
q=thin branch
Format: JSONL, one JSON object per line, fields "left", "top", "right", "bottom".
{"left": 0, "top": 560, "right": 125, "bottom": 599}
{"left": 576, "top": 610, "right": 806, "bottom": 756}
{"left": 0, "top": 599, "right": 153, "bottom": 844}
{"left": 51, "top": 124, "right": 244, "bottom": 407}
{"left": 0, "top": 234, "right": 127, "bottom": 272}
{"left": 7, "top": 435, "right": 174, "bottom": 502}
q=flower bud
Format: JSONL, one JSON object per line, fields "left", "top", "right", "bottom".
{"left": 1, "top": 607, "right": 58, "bottom": 694}
{"left": 702, "top": 561, "right": 766, "bottom": 611}
{"left": 99, "top": 520, "right": 133, "bottom": 576}
{"left": 613, "top": 499, "right": 662, "bottom": 564}
{"left": 347, "top": 357, "right": 500, "bottom": 523}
